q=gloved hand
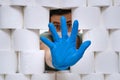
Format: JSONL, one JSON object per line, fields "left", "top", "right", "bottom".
{"left": 40, "top": 16, "right": 91, "bottom": 70}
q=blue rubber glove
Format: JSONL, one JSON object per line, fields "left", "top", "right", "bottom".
{"left": 40, "top": 16, "right": 91, "bottom": 70}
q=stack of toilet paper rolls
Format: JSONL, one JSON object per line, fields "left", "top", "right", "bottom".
{"left": 0, "top": 0, "right": 120, "bottom": 80}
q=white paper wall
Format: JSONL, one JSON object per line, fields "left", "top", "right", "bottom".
{"left": 0, "top": 0, "right": 120, "bottom": 80}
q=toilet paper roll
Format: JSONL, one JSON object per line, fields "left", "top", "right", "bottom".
{"left": 10, "top": 0, "right": 27, "bottom": 6}
{"left": 11, "top": 0, "right": 36, "bottom": 6}
{"left": 114, "top": 0, "right": 120, "bottom": 6}
{"left": 105, "top": 74, "right": 120, "bottom": 80}
{"left": 24, "top": 5, "right": 49, "bottom": 29}
{"left": 60, "top": 0, "right": 86, "bottom": 8}
{"left": 71, "top": 51, "right": 94, "bottom": 74}
{"left": 0, "top": 75, "right": 4, "bottom": 80}
{"left": 31, "top": 73, "right": 55, "bottom": 80}
{"left": 102, "top": 7, "right": 120, "bottom": 29}
{"left": 82, "top": 74, "right": 104, "bottom": 80}
{"left": 0, "top": 51, "right": 17, "bottom": 74}
{"left": 0, "top": 30, "right": 11, "bottom": 50}
{"left": 83, "top": 28, "right": 109, "bottom": 51}
{"left": 0, "top": 5, "right": 23, "bottom": 29}
{"left": 36, "top": 0, "right": 60, "bottom": 8}
{"left": 118, "top": 52, "right": 120, "bottom": 73}
{"left": 110, "top": 29, "right": 120, "bottom": 51}
{"left": 95, "top": 51, "right": 118, "bottom": 73}
{"left": 0, "top": 0, "right": 10, "bottom": 5}
{"left": 37, "top": 0, "right": 86, "bottom": 8}
{"left": 72, "top": 7, "right": 100, "bottom": 29}
{"left": 5, "top": 73, "right": 30, "bottom": 80}
{"left": 19, "top": 50, "right": 45, "bottom": 74}
{"left": 88, "top": 0, "right": 112, "bottom": 7}
{"left": 12, "top": 29, "right": 39, "bottom": 51}
{"left": 56, "top": 72, "right": 81, "bottom": 80}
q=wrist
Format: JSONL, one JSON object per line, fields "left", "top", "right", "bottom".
{"left": 52, "top": 62, "right": 69, "bottom": 70}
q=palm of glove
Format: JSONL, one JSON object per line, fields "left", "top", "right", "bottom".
{"left": 51, "top": 37, "right": 77, "bottom": 70}
{"left": 40, "top": 16, "right": 91, "bottom": 70}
